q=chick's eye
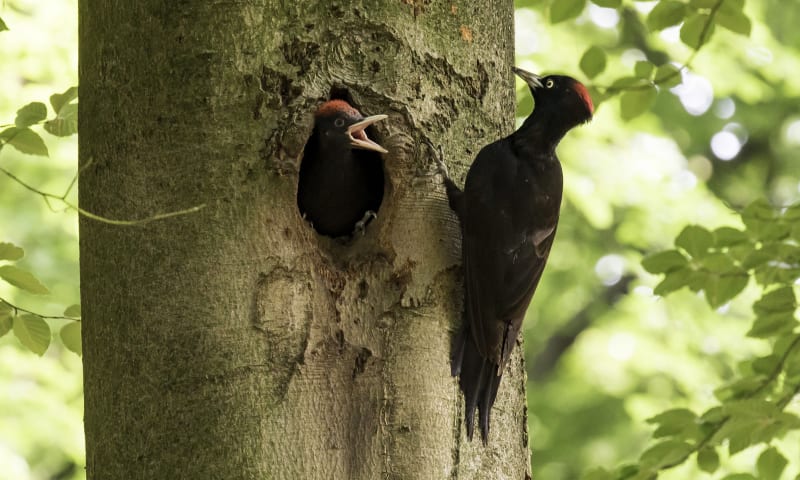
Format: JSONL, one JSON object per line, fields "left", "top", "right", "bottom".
{"left": 334, "top": 118, "right": 345, "bottom": 127}
{"left": 545, "top": 79, "right": 554, "bottom": 89}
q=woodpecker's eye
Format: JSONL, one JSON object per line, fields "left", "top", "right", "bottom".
{"left": 334, "top": 118, "right": 345, "bottom": 127}
{"left": 545, "top": 79, "right": 554, "bottom": 89}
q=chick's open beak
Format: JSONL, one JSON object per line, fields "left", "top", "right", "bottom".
{"left": 347, "top": 114, "right": 389, "bottom": 154}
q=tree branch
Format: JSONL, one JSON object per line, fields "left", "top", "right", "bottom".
{"left": 653, "top": 333, "right": 800, "bottom": 472}
{"left": 530, "top": 275, "right": 634, "bottom": 381}
{"left": 597, "top": 0, "right": 726, "bottom": 94}
{"left": 0, "top": 164, "right": 206, "bottom": 226}
{"left": 0, "top": 296, "right": 80, "bottom": 322}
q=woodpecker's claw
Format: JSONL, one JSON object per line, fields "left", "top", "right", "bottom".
{"left": 422, "top": 137, "right": 450, "bottom": 180}
{"left": 354, "top": 210, "right": 378, "bottom": 236}
{"left": 435, "top": 154, "right": 450, "bottom": 180}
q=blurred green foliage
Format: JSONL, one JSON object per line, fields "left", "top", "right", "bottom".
{"left": 0, "top": 1, "right": 82, "bottom": 478}
{"left": 2, "top": 0, "right": 800, "bottom": 479}
{"left": 517, "top": 0, "right": 800, "bottom": 478}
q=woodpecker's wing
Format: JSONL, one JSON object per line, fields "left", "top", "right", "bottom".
{"left": 495, "top": 226, "right": 556, "bottom": 367}
{"left": 461, "top": 142, "right": 559, "bottom": 368}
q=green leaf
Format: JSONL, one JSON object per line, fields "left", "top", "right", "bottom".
{"left": 49, "top": 86, "right": 78, "bottom": 114}
{"left": 0, "top": 308, "right": 12, "bottom": 338}
{"left": 714, "top": 375, "right": 766, "bottom": 401}
{"left": 721, "top": 0, "right": 746, "bottom": 10}
{"left": 580, "top": 46, "right": 607, "bottom": 79}
{"left": 642, "top": 250, "right": 688, "bottom": 274}
{"left": 634, "top": 61, "right": 654, "bottom": 79}
{"left": 590, "top": 0, "right": 620, "bottom": 6}
{"left": 689, "top": 0, "right": 717, "bottom": 7}
{"left": 687, "top": 269, "right": 708, "bottom": 292}
{"left": 0, "top": 17, "right": 8, "bottom": 32}
{"left": 758, "top": 447, "right": 788, "bottom": 480}
{"left": 680, "top": 13, "right": 715, "bottom": 49}
{"left": 646, "top": 408, "right": 700, "bottom": 439}
{"left": 747, "top": 313, "right": 796, "bottom": 339}
{"left": 742, "top": 199, "right": 776, "bottom": 229}
{"left": 700, "top": 406, "right": 726, "bottom": 423}
{"left": 786, "top": 341, "right": 800, "bottom": 376}
{"left": 647, "top": 1, "right": 687, "bottom": 31}
{"left": 639, "top": 440, "right": 693, "bottom": 469}
{"left": 0, "top": 242, "right": 24, "bottom": 261}
{"left": 783, "top": 202, "right": 800, "bottom": 221}
{"left": 63, "top": 304, "right": 81, "bottom": 318}
{"left": 620, "top": 85, "right": 657, "bottom": 121}
{"left": 614, "top": 464, "right": 640, "bottom": 479}
{"left": 611, "top": 77, "right": 648, "bottom": 89}
{"left": 754, "top": 287, "right": 796, "bottom": 315}
{"left": 720, "top": 475, "right": 756, "bottom": 480}
{"left": 742, "top": 248, "right": 772, "bottom": 269}
{"left": 44, "top": 103, "right": 78, "bottom": 137}
{"left": 551, "top": 0, "right": 586, "bottom": 24}
{"left": 697, "top": 446, "right": 719, "bottom": 473}
{"left": 13, "top": 314, "right": 50, "bottom": 355}
{"left": 60, "top": 321, "right": 82, "bottom": 356}
{"left": 699, "top": 252, "right": 736, "bottom": 272}
{"left": 761, "top": 223, "right": 790, "bottom": 242}
{"left": 675, "top": 225, "right": 714, "bottom": 257}
{"left": 14, "top": 102, "right": 48, "bottom": 128}
{"left": 715, "top": 8, "right": 751, "bottom": 35}
{"left": 716, "top": 400, "right": 788, "bottom": 454}
{"left": 704, "top": 272, "right": 748, "bottom": 308}
{"left": 646, "top": 408, "right": 696, "bottom": 426}
{"left": 0, "top": 127, "right": 49, "bottom": 156}
{"left": 714, "top": 227, "right": 748, "bottom": 247}
{"left": 0, "top": 265, "right": 50, "bottom": 294}
{"left": 751, "top": 354, "right": 780, "bottom": 375}
{"left": 654, "top": 63, "right": 682, "bottom": 88}
{"left": 654, "top": 267, "right": 692, "bottom": 295}
{"left": 582, "top": 467, "right": 613, "bottom": 480}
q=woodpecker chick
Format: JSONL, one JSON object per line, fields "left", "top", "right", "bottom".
{"left": 297, "top": 100, "right": 387, "bottom": 238}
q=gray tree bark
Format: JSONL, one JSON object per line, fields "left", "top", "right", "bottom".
{"left": 79, "top": 1, "right": 530, "bottom": 478}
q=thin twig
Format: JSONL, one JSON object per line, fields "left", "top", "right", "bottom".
{"left": 0, "top": 164, "right": 206, "bottom": 225}
{"left": 654, "top": 333, "right": 800, "bottom": 472}
{"left": 0, "top": 296, "right": 80, "bottom": 322}
{"left": 596, "top": 0, "right": 726, "bottom": 95}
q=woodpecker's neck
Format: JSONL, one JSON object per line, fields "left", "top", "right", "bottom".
{"left": 511, "top": 108, "right": 569, "bottom": 158}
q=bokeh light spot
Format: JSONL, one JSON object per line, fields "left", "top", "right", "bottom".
{"left": 673, "top": 73, "right": 713, "bottom": 116}
{"left": 710, "top": 131, "right": 742, "bottom": 161}
{"left": 588, "top": 4, "right": 619, "bottom": 29}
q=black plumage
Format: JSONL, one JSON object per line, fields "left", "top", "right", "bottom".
{"left": 297, "top": 100, "right": 387, "bottom": 238}
{"left": 440, "top": 68, "right": 594, "bottom": 443}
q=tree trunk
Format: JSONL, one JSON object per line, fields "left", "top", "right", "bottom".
{"left": 79, "top": 1, "right": 529, "bottom": 478}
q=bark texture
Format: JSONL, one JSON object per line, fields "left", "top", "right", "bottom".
{"left": 79, "top": 1, "right": 529, "bottom": 478}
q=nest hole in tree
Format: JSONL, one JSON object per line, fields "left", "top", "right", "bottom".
{"left": 296, "top": 88, "right": 386, "bottom": 239}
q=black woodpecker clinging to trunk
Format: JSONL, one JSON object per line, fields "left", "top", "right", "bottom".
{"left": 439, "top": 67, "right": 593, "bottom": 444}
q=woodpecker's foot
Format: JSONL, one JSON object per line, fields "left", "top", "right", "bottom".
{"left": 354, "top": 210, "right": 378, "bottom": 235}
{"left": 422, "top": 137, "right": 449, "bottom": 180}
{"left": 300, "top": 212, "right": 314, "bottom": 229}
{"left": 435, "top": 152, "right": 449, "bottom": 180}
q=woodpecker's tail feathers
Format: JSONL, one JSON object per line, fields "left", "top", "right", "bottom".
{"left": 451, "top": 327, "right": 502, "bottom": 444}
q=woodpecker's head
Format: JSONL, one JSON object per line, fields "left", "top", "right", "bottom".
{"left": 314, "top": 100, "right": 388, "bottom": 154}
{"left": 513, "top": 67, "right": 594, "bottom": 128}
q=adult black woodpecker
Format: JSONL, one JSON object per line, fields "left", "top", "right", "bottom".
{"left": 297, "top": 100, "right": 388, "bottom": 238}
{"left": 439, "top": 67, "right": 593, "bottom": 443}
